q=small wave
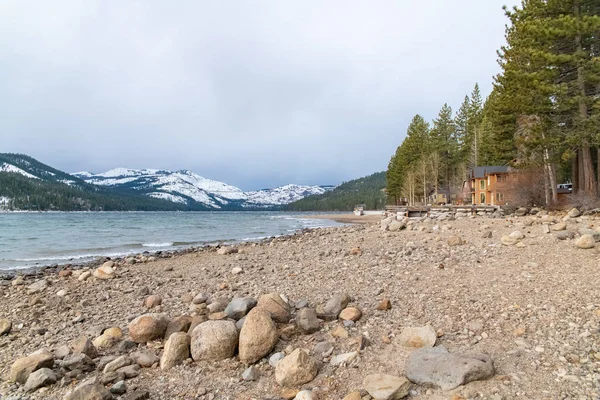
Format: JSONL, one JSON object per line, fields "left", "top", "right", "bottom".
{"left": 142, "top": 242, "right": 173, "bottom": 247}
{"left": 240, "top": 236, "right": 268, "bottom": 241}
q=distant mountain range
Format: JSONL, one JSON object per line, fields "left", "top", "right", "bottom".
{"left": 72, "top": 169, "right": 333, "bottom": 210}
{"left": 0, "top": 153, "right": 334, "bottom": 211}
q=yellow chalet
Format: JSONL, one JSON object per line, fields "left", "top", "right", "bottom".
{"left": 469, "top": 166, "right": 511, "bottom": 206}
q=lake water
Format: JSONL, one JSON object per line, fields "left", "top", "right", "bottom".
{"left": 0, "top": 212, "right": 344, "bottom": 270}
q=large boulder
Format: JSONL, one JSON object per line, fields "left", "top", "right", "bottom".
{"left": 239, "top": 308, "right": 278, "bottom": 364}
{"left": 405, "top": 346, "right": 494, "bottom": 391}
{"left": 296, "top": 308, "right": 320, "bottom": 334}
{"left": 128, "top": 313, "right": 168, "bottom": 343}
{"left": 160, "top": 332, "right": 190, "bottom": 370}
{"left": 275, "top": 349, "right": 318, "bottom": 388}
{"left": 10, "top": 350, "right": 54, "bottom": 384}
{"left": 363, "top": 374, "right": 410, "bottom": 400}
{"left": 398, "top": 326, "right": 436, "bottom": 349}
{"left": 190, "top": 320, "right": 238, "bottom": 361}
{"left": 256, "top": 293, "right": 291, "bottom": 323}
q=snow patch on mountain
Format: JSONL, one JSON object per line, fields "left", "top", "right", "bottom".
{"left": 246, "top": 184, "right": 330, "bottom": 205}
{"left": 1, "top": 163, "right": 39, "bottom": 179}
{"left": 74, "top": 168, "right": 333, "bottom": 209}
{"left": 148, "top": 192, "right": 187, "bottom": 204}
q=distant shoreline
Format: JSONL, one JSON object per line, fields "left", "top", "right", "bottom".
{"left": 302, "top": 212, "right": 383, "bottom": 224}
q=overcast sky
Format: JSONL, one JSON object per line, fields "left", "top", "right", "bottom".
{"left": 0, "top": 1, "right": 519, "bottom": 190}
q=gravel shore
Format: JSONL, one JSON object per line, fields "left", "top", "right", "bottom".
{"left": 1, "top": 211, "right": 599, "bottom": 399}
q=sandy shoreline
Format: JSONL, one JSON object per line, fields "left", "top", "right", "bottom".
{"left": 304, "top": 213, "right": 383, "bottom": 224}
{"left": 1, "top": 211, "right": 599, "bottom": 399}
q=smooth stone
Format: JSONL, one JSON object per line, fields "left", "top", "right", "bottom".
{"left": 275, "top": 349, "right": 318, "bottom": 387}
{"left": 296, "top": 308, "right": 320, "bottom": 334}
{"left": 575, "top": 234, "right": 595, "bottom": 249}
{"left": 330, "top": 351, "right": 358, "bottom": 366}
{"left": 398, "top": 326, "right": 437, "bottom": 348}
{"left": 339, "top": 307, "right": 362, "bottom": 322}
{"left": 78, "top": 271, "right": 92, "bottom": 281}
{"left": 294, "top": 390, "right": 318, "bottom": 400}
{"left": 71, "top": 337, "right": 99, "bottom": 359}
{"left": 405, "top": 346, "right": 495, "bottom": 391}
{"left": 160, "top": 332, "right": 190, "bottom": 370}
{"left": 224, "top": 297, "right": 257, "bottom": 320}
{"left": 60, "top": 353, "right": 95, "bottom": 371}
{"left": 131, "top": 351, "right": 159, "bottom": 368}
{"left": 104, "top": 355, "right": 133, "bottom": 374}
{"left": 93, "top": 265, "right": 115, "bottom": 280}
{"left": 207, "top": 298, "right": 229, "bottom": 313}
{"left": 377, "top": 299, "right": 392, "bottom": 311}
{"left": 128, "top": 313, "right": 168, "bottom": 343}
{"left": 115, "top": 364, "right": 140, "bottom": 378}
{"left": 317, "top": 293, "right": 350, "bottom": 320}
{"left": 110, "top": 380, "right": 127, "bottom": 395}
{"left": 144, "top": 295, "right": 162, "bottom": 309}
{"left": 24, "top": 368, "right": 57, "bottom": 392}
{"left": 27, "top": 279, "right": 49, "bottom": 294}
{"left": 343, "top": 392, "right": 362, "bottom": 400}
{"left": 363, "top": 374, "right": 410, "bottom": 400}
{"left": 64, "top": 380, "right": 112, "bottom": 400}
{"left": 242, "top": 365, "right": 260, "bottom": 381}
{"left": 447, "top": 235, "right": 463, "bottom": 246}
{"left": 0, "top": 318, "right": 12, "bottom": 335}
{"left": 164, "top": 315, "right": 192, "bottom": 340}
{"left": 269, "top": 352, "right": 285, "bottom": 367}
{"left": 257, "top": 293, "right": 291, "bottom": 323}
{"left": 10, "top": 350, "right": 54, "bottom": 384}
{"left": 54, "top": 345, "right": 71, "bottom": 359}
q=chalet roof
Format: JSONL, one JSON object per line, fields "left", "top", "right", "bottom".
{"left": 470, "top": 166, "right": 510, "bottom": 179}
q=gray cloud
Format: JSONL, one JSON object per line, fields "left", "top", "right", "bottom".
{"left": 0, "top": 0, "right": 519, "bottom": 190}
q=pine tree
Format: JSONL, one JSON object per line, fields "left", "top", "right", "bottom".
{"left": 431, "top": 104, "right": 458, "bottom": 198}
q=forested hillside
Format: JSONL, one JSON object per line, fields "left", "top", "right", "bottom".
{"left": 387, "top": 1, "right": 600, "bottom": 207}
{"left": 0, "top": 153, "right": 203, "bottom": 211}
{"left": 284, "top": 172, "right": 386, "bottom": 211}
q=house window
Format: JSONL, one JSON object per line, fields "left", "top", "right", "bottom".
{"left": 498, "top": 175, "right": 506, "bottom": 183}
{"left": 480, "top": 192, "right": 486, "bottom": 204}
{"left": 480, "top": 179, "right": 486, "bottom": 190}
{"left": 496, "top": 192, "right": 504, "bottom": 203}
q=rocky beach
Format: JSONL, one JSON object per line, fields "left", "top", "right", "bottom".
{"left": 1, "top": 209, "right": 599, "bottom": 400}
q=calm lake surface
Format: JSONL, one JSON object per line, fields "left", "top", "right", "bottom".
{"left": 0, "top": 212, "right": 344, "bottom": 270}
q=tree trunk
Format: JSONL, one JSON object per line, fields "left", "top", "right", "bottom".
{"left": 543, "top": 165, "right": 551, "bottom": 206}
{"left": 549, "top": 163, "right": 558, "bottom": 203}
{"left": 575, "top": 0, "right": 598, "bottom": 196}
{"left": 572, "top": 151, "right": 579, "bottom": 193}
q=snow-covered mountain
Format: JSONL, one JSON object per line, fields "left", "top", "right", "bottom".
{"left": 246, "top": 184, "right": 334, "bottom": 205}
{"left": 73, "top": 168, "right": 332, "bottom": 209}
